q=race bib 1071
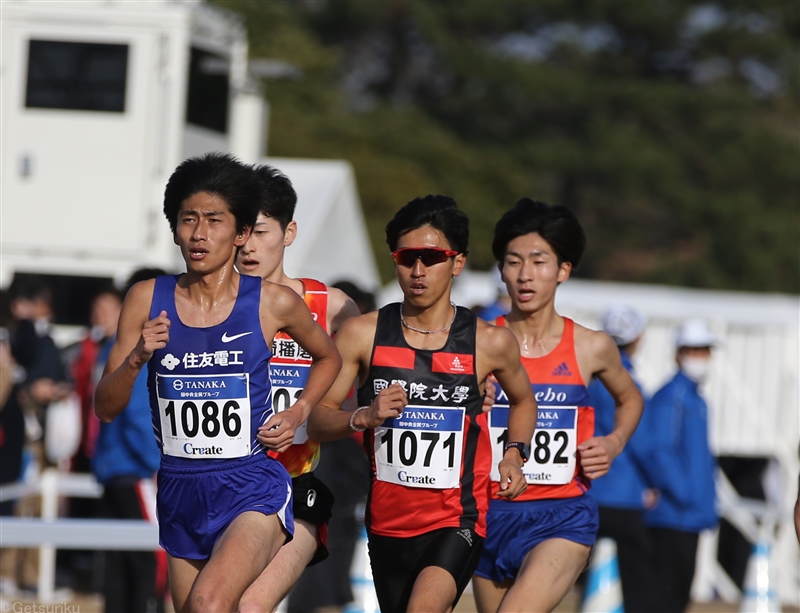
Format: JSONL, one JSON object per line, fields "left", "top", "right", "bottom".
{"left": 156, "top": 373, "right": 251, "bottom": 459}
{"left": 374, "top": 405, "right": 465, "bottom": 489}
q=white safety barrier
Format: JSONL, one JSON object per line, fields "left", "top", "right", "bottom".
{"left": 0, "top": 470, "right": 102, "bottom": 503}
{"left": 740, "top": 541, "right": 780, "bottom": 613}
{"left": 344, "top": 526, "right": 378, "bottom": 613}
{"left": 0, "top": 518, "right": 159, "bottom": 550}
{"left": 581, "top": 537, "right": 623, "bottom": 613}
{"left": 691, "top": 469, "right": 788, "bottom": 608}
{"left": 0, "top": 469, "right": 161, "bottom": 604}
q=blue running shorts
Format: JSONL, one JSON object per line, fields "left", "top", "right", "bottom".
{"left": 475, "top": 495, "right": 598, "bottom": 582}
{"left": 157, "top": 453, "right": 294, "bottom": 560}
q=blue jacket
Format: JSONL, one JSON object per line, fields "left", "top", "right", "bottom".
{"left": 588, "top": 352, "right": 658, "bottom": 510}
{"left": 92, "top": 343, "right": 160, "bottom": 484}
{"left": 643, "top": 371, "right": 718, "bottom": 532}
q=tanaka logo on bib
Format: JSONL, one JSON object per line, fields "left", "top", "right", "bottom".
{"left": 432, "top": 352, "right": 474, "bottom": 375}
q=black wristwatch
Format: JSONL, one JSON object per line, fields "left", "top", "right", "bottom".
{"left": 504, "top": 441, "right": 530, "bottom": 464}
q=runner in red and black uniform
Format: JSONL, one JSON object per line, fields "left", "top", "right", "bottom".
{"left": 235, "top": 164, "right": 360, "bottom": 613}
{"left": 307, "top": 195, "right": 537, "bottom": 613}
{"left": 473, "top": 199, "right": 644, "bottom": 613}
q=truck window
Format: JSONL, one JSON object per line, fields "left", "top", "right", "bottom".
{"left": 185, "top": 47, "right": 229, "bottom": 133}
{"left": 25, "top": 39, "right": 129, "bottom": 112}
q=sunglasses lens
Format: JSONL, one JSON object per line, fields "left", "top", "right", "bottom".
{"left": 419, "top": 250, "right": 449, "bottom": 266}
{"left": 393, "top": 249, "right": 453, "bottom": 267}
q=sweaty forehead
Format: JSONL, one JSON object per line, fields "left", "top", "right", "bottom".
{"left": 397, "top": 225, "right": 452, "bottom": 250}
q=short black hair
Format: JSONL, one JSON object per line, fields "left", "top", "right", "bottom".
{"left": 9, "top": 278, "right": 54, "bottom": 307}
{"left": 91, "top": 284, "right": 122, "bottom": 305}
{"left": 492, "top": 198, "right": 585, "bottom": 267}
{"left": 385, "top": 195, "right": 469, "bottom": 254}
{"left": 332, "top": 280, "right": 376, "bottom": 314}
{"left": 254, "top": 165, "right": 297, "bottom": 231}
{"left": 163, "top": 152, "right": 261, "bottom": 236}
{"left": 124, "top": 267, "right": 167, "bottom": 297}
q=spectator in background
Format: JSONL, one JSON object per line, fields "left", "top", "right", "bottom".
{"left": 474, "top": 267, "right": 511, "bottom": 322}
{"left": 92, "top": 268, "right": 167, "bottom": 613}
{"left": 645, "top": 319, "right": 719, "bottom": 613}
{"left": 0, "top": 291, "right": 30, "bottom": 516}
{"left": 68, "top": 287, "right": 123, "bottom": 475}
{"left": 61, "top": 286, "right": 124, "bottom": 592}
{"left": 0, "top": 292, "right": 33, "bottom": 595}
{"left": 8, "top": 279, "right": 71, "bottom": 445}
{"left": 332, "top": 280, "right": 376, "bottom": 316}
{"left": 287, "top": 281, "right": 374, "bottom": 613}
{"left": 3, "top": 280, "right": 69, "bottom": 591}
{"left": 587, "top": 304, "right": 660, "bottom": 613}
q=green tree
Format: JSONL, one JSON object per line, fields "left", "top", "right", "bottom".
{"left": 215, "top": 0, "right": 799, "bottom": 292}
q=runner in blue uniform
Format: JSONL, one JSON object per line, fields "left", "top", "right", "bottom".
{"left": 95, "top": 153, "right": 341, "bottom": 613}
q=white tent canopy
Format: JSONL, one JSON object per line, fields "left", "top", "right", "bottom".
{"left": 262, "top": 157, "right": 381, "bottom": 292}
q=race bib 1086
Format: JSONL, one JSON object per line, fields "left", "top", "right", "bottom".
{"left": 374, "top": 405, "right": 465, "bottom": 489}
{"left": 156, "top": 373, "right": 251, "bottom": 459}
{"left": 489, "top": 404, "right": 577, "bottom": 484}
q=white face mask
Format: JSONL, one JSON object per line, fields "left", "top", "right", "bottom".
{"left": 680, "top": 356, "right": 711, "bottom": 383}
{"left": 90, "top": 325, "right": 107, "bottom": 342}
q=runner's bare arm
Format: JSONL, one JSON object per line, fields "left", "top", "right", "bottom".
{"left": 328, "top": 287, "right": 362, "bottom": 413}
{"left": 479, "top": 323, "right": 537, "bottom": 499}
{"left": 95, "top": 280, "right": 169, "bottom": 423}
{"left": 578, "top": 330, "right": 643, "bottom": 479}
{"left": 258, "top": 283, "right": 342, "bottom": 452}
{"left": 326, "top": 286, "right": 361, "bottom": 335}
{"left": 307, "top": 313, "right": 408, "bottom": 441}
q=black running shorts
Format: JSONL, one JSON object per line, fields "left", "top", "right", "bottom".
{"left": 367, "top": 527, "right": 484, "bottom": 613}
{"left": 291, "top": 472, "right": 335, "bottom": 565}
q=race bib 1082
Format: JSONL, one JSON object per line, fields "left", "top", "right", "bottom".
{"left": 374, "top": 405, "right": 465, "bottom": 489}
{"left": 489, "top": 404, "right": 577, "bottom": 484}
{"left": 156, "top": 373, "right": 251, "bottom": 459}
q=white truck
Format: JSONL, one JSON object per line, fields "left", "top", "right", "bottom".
{"left": 1, "top": 0, "right": 379, "bottom": 319}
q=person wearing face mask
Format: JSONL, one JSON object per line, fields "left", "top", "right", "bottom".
{"left": 68, "top": 288, "right": 124, "bottom": 476}
{"left": 644, "top": 318, "right": 718, "bottom": 613}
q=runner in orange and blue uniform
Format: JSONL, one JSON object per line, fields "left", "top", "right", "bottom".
{"left": 473, "top": 199, "right": 644, "bottom": 613}
{"left": 236, "top": 164, "right": 361, "bottom": 613}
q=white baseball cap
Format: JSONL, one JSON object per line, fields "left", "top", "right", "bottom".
{"left": 675, "top": 318, "right": 716, "bottom": 349}
{"left": 601, "top": 303, "right": 647, "bottom": 346}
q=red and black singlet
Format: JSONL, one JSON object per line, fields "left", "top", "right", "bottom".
{"left": 357, "top": 303, "right": 491, "bottom": 538}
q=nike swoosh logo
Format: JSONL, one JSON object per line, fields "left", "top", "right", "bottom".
{"left": 221, "top": 331, "right": 254, "bottom": 343}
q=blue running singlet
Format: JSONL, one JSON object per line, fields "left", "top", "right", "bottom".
{"left": 148, "top": 274, "right": 274, "bottom": 467}
{"left": 146, "top": 274, "right": 293, "bottom": 559}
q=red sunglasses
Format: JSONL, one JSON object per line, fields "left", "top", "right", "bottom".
{"left": 390, "top": 247, "right": 460, "bottom": 267}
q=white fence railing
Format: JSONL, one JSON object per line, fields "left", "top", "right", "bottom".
{"left": 1, "top": 467, "right": 794, "bottom": 607}
{"left": 0, "top": 469, "right": 160, "bottom": 604}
